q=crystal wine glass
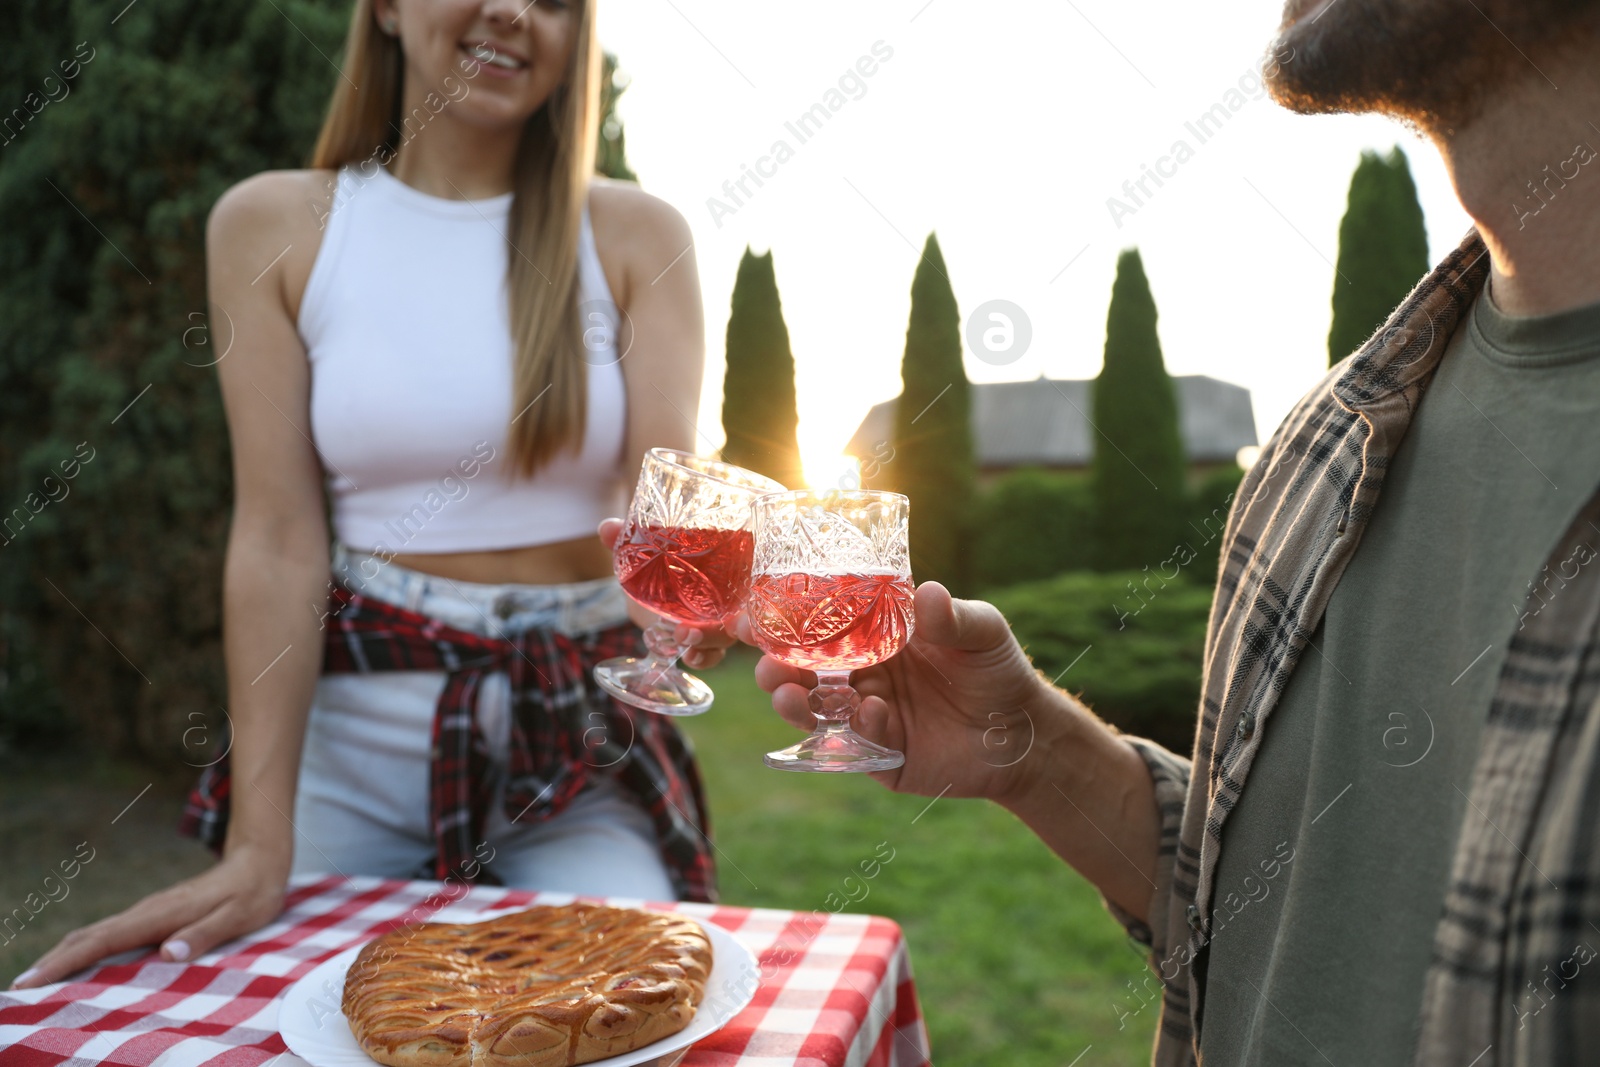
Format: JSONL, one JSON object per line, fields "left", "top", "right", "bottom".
{"left": 745, "top": 490, "right": 913, "bottom": 771}
{"left": 593, "top": 448, "right": 787, "bottom": 716}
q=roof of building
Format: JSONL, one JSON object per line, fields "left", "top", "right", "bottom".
{"left": 846, "top": 374, "right": 1256, "bottom": 468}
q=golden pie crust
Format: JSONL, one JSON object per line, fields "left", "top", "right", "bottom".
{"left": 341, "top": 902, "right": 713, "bottom": 1067}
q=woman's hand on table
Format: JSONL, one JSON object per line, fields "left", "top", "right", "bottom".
{"left": 8, "top": 842, "right": 289, "bottom": 990}
{"left": 744, "top": 580, "right": 1060, "bottom": 805}
{"left": 596, "top": 517, "right": 738, "bottom": 670}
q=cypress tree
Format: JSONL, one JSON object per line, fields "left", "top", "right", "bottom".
{"left": 1328, "top": 146, "right": 1430, "bottom": 366}
{"left": 1091, "top": 249, "right": 1186, "bottom": 571}
{"left": 890, "top": 234, "right": 973, "bottom": 590}
{"left": 597, "top": 53, "right": 637, "bottom": 182}
{"left": 720, "top": 248, "right": 803, "bottom": 490}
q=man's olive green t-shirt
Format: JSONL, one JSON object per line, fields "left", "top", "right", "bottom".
{"left": 1198, "top": 288, "right": 1600, "bottom": 1064}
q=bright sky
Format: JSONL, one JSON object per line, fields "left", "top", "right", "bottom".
{"left": 595, "top": 0, "right": 1475, "bottom": 487}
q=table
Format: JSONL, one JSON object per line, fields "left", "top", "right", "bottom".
{"left": 0, "top": 875, "right": 930, "bottom": 1067}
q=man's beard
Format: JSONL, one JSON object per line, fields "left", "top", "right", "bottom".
{"left": 1265, "top": 0, "right": 1600, "bottom": 135}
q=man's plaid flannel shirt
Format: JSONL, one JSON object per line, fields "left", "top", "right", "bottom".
{"left": 1114, "top": 230, "right": 1600, "bottom": 1066}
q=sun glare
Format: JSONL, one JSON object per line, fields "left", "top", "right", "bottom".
{"left": 802, "top": 453, "right": 863, "bottom": 492}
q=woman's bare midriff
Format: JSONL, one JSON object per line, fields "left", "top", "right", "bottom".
{"left": 387, "top": 533, "right": 615, "bottom": 586}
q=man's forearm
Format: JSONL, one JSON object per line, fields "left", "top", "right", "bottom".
{"left": 998, "top": 676, "right": 1164, "bottom": 923}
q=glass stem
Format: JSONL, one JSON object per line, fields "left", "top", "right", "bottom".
{"left": 640, "top": 617, "right": 689, "bottom": 678}
{"left": 810, "top": 671, "right": 860, "bottom": 730}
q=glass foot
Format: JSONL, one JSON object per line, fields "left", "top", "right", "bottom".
{"left": 764, "top": 728, "right": 905, "bottom": 773}
{"left": 593, "top": 657, "right": 713, "bottom": 716}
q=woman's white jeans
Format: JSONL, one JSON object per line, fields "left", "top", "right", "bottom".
{"left": 288, "top": 545, "right": 675, "bottom": 901}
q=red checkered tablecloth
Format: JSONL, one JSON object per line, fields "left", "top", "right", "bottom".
{"left": 0, "top": 875, "right": 930, "bottom": 1067}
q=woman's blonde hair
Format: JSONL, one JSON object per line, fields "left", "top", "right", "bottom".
{"left": 310, "top": 0, "right": 602, "bottom": 476}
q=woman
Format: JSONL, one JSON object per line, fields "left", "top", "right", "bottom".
{"left": 11, "top": 0, "right": 730, "bottom": 990}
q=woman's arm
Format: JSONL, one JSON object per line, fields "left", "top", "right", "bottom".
{"left": 206, "top": 171, "right": 336, "bottom": 883}
{"left": 590, "top": 180, "right": 706, "bottom": 472}
{"left": 10, "top": 172, "right": 335, "bottom": 988}
{"left": 589, "top": 184, "right": 735, "bottom": 658}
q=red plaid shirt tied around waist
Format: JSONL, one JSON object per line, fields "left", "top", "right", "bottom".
{"left": 179, "top": 584, "right": 717, "bottom": 903}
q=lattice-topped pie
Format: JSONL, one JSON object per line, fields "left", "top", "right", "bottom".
{"left": 341, "top": 902, "right": 713, "bottom": 1067}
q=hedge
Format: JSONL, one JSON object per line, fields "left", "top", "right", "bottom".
{"left": 987, "top": 570, "right": 1214, "bottom": 755}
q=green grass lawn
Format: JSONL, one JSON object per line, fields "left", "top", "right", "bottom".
{"left": 681, "top": 650, "right": 1158, "bottom": 1065}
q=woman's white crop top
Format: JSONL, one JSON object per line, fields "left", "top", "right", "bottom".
{"left": 298, "top": 163, "right": 627, "bottom": 555}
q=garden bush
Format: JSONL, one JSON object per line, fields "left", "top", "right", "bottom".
{"left": 0, "top": 0, "right": 350, "bottom": 758}
{"left": 1182, "top": 464, "right": 1245, "bottom": 583}
{"left": 970, "top": 463, "right": 1243, "bottom": 598}
{"left": 970, "top": 468, "right": 1096, "bottom": 591}
{"left": 987, "top": 569, "right": 1213, "bottom": 755}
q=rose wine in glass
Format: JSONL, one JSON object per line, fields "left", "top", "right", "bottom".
{"left": 746, "top": 490, "right": 913, "bottom": 771}
{"left": 615, "top": 526, "right": 755, "bottom": 626}
{"left": 593, "top": 448, "right": 786, "bottom": 716}
{"left": 745, "top": 572, "right": 914, "bottom": 668}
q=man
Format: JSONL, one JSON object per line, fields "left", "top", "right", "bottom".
{"left": 754, "top": 1, "right": 1600, "bottom": 1063}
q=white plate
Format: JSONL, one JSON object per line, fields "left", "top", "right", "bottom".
{"left": 278, "top": 909, "right": 759, "bottom": 1067}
